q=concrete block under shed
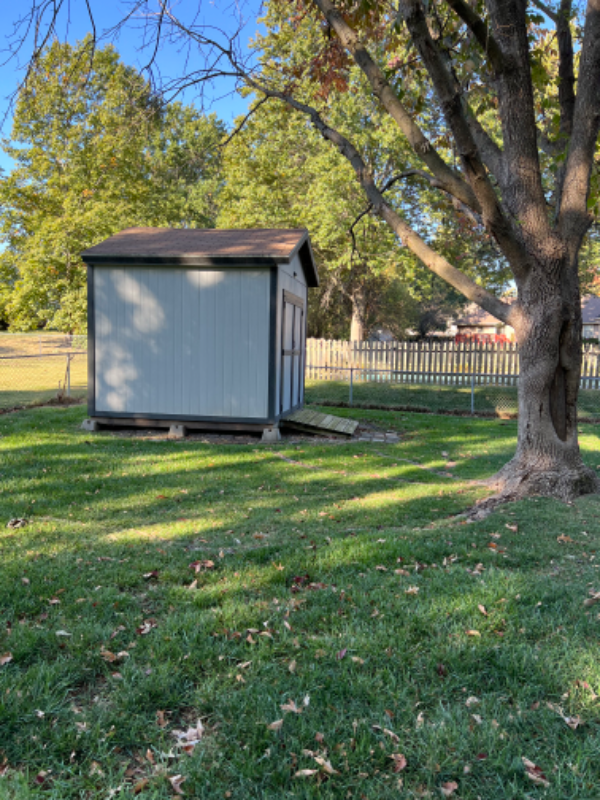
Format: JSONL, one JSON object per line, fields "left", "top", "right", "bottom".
{"left": 81, "top": 418, "right": 99, "bottom": 432}
{"left": 261, "top": 426, "right": 281, "bottom": 443}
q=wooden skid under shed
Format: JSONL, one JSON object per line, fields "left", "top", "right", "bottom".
{"left": 282, "top": 408, "right": 359, "bottom": 437}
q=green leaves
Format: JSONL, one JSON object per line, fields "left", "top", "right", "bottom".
{"left": 0, "top": 39, "right": 225, "bottom": 333}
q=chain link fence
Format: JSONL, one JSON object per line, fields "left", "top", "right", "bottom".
{"left": 305, "top": 364, "right": 600, "bottom": 421}
{"left": 2, "top": 333, "right": 600, "bottom": 420}
{"left": 0, "top": 334, "right": 87, "bottom": 411}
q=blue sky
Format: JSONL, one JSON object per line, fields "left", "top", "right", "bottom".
{"left": 0, "top": 0, "right": 264, "bottom": 174}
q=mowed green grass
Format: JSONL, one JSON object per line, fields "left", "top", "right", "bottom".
{"left": 1, "top": 406, "right": 600, "bottom": 799}
{"left": 0, "top": 356, "right": 87, "bottom": 410}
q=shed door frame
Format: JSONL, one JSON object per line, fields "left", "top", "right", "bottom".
{"left": 280, "top": 289, "right": 305, "bottom": 415}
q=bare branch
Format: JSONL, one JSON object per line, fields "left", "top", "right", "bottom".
{"left": 443, "top": 0, "right": 505, "bottom": 74}
{"left": 219, "top": 96, "right": 269, "bottom": 149}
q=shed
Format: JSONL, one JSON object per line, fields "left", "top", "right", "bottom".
{"left": 81, "top": 227, "right": 319, "bottom": 435}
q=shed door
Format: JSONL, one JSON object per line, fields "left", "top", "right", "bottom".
{"left": 280, "top": 290, "right": 305, "bottom": 414}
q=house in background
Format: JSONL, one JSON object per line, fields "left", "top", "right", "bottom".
{"left": 581, "top": 294, "right": 600, "bottom": 339}
{"left": 451, "top": 294, "right": 600, "bottom": 343}
{"left": 451, "top": 303, "right": 515, "bottom": 343}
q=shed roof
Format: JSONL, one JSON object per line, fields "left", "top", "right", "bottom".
{"left": 81, "top": 227, "right": 319, "bottom": 287}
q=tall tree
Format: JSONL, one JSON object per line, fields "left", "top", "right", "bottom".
{"left": 10, "top": 0, "right": 600, "bottom": 502}
{"left": 0, "top": 38, "right": 224, "bottom": 332}
{"left": 180, "top": 0, "right": 599, "bottom": 503}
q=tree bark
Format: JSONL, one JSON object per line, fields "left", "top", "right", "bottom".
{"left": 486, "top": 262, "right": 598, "bottom": 503}
{"left": 350, "top": 290, "right": 366, "bottom": 341}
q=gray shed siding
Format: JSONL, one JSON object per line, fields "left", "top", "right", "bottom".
{"left": 93, "top": 266, "right": 270, "bottom": 418}
{"left": 275, "top": 253, "right": 308, "bottom": 415}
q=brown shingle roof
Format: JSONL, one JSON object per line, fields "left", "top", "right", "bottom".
{"left": 81, "top": 227, "right": 319, "bottom": 286}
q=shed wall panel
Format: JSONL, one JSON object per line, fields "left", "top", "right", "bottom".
{"left": 94, "top": 267, "right": 270, "bottom": 418}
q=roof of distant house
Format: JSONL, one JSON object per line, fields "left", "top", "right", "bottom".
{"left": 81, "top": 227, "right": 319, "bottom": 287}
{"left": 581, "top": 294, "right": 600, "bottom": 323}
{"left": 456, "top": 303, "right": 512, "bottom": 328}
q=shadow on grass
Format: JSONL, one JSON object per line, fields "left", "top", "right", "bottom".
{"left": 1, "top": 405, "right": 600, "bottom": 798}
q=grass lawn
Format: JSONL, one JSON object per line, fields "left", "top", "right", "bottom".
{"left": 306, "top": 379, "right": 600, "bottom": 421}
{"left": 0, "top": 355, "right": 87, "bottom": 411}
{"left": 1, "top": 405, "right": 600, "bottom": 798}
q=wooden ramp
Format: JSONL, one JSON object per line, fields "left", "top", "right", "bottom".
{"left": 282, "top": 408, "right": 359, "bottom": 437}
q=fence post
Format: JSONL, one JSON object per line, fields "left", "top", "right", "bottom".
{"left": 349, "top": 367, "right": 354, "bottom": 406}
{"left": 66, "top": 355, "right": 71, "bottom": 397}
{"left": 470, "top": 374, "right": 475, "bottom": 415}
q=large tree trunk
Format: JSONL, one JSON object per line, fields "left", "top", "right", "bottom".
{"left": 487, "top": 264, "right": 598, "bottom": 503}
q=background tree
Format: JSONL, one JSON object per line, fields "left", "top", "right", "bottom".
{"left": 0, "top": 38, "right": 224, "bottom": 332}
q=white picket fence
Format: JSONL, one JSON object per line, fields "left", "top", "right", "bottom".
{"left": 306, "top": 339, "right": 600, "bottom": 389}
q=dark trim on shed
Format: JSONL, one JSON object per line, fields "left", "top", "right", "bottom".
{"left": 91, "top": 411, "right": 279, "bottom": 426}
{"left": 268, "top": 267, "right": 278, "bottom": 421}
{"left": 87, "top": 265, "right": 96, "bottom": 417}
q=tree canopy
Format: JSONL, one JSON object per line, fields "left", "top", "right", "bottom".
{"left": 0, "top": 38, "right": 224, "bottom": 332}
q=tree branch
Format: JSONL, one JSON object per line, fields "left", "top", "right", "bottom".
{"left": 558, "top": 0, "right": 600, "bottom": 246}
{"left": 309, "top": 0, "right": 480, "bottom": 212}
{"left": 530, "top": 0, "right": 558, "bottom": 22}
{"left": 246, "top": 85, "right": 513, "bottom": 324}
{"left": 398, "top": 0, "right": 531, "bottom": 278}
{"left": 443, "top": 0, "right": 505, "bottom": 74}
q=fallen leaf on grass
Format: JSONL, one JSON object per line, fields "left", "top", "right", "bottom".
{"left": 466, "top": 629, "right": 481, "bottom": 637}
{"left": 583, "top": 591, "right": 600, "bottom": 607}
{"left": 522, "top": 757, "right": 550, "bottom": 787}
{"left": 156, "top": 710, "right": 167, "bottom": 728}
{"left": 375, "top": 565, "right": 388, "bottom": 572}
{"left": 465, "top": 696, "right": 480, "bottom": 708}
{"left": 21, "top": 577, "right": 30, "bottom": 585}
{"left": 0, "top": 653, "right": 13, "bottom": 667}
{"left": 546, "top": 703, "right": 582, "bottom": 730}
{"left": 136, "top": 620, "right": 157, "bottom": 636}
{"left": 294, "top": 769, "right": 318, "bottom": 778}
{"left": 389, "top": 754, "right": 407, "bottom": 772}
{"left": 189, "top": 560, "right": 215, "bottom": 573}
{"left": 168, "top": 774, "right": 187, "bottom": 795}
{"left": 34, "top": 771, "right": 51, "bottom": 787}
{"left": 505, "top": 523, "right": 518, "bottom": 532}
{"left": 405, "top": 586, "right": 419, "bottom": 595}
{"left": 267, "top": 719, "right": 283, "bottom": 731}
{"left": 395, "top": 568, "right": 410, "bottom": 576}
{"left": 143, "top": 570, "right": 159, "bottom": 580}
{"left": 314, "top": 756, "right": 338, "bottom": 775}
{"left": 478, "top": 604, "right": 488, "bottom": 616}
{"left": 100, "top": 649, "right": 129, "bottom": 663}
{"left": 440, "top": 781, "right": 458, "bottom": 797}
{"left": 336, "top": 648, "right": 347, "bottom": 660}
{"left": 557, "top": 534, "right": 573, "bottom": 543}
{"left": 172, "top": 720, "right": 204, "bottom": 753}
{"left": 281, "top": 699, "right": 302, "bottom": 714}
{"left": 133, "top": 778, "right": 149, "bottom": 794}
{"left": 351, "top": 656, "right": 365, "bottom": 665}
{"left": 55, "top": 630, "right": 71, "bottom": 637}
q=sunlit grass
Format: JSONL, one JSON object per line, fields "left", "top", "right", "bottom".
{"left": 1, "top": 405, "right": 600, "bottom": 798}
